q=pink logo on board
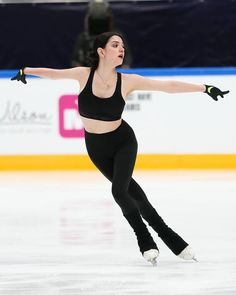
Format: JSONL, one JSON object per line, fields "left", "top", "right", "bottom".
{"left": 59, "top": 95, "right": 84, "bottom": 138}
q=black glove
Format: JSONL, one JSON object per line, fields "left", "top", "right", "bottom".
{"left": 11, "top": 68, "right": 27, "bottom": 84}
{"left": 204, "top": 85, "right": 229, "bottom": 101}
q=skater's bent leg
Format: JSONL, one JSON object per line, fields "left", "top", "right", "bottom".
{"left": 111, "top": 139, "right": 138, "bottom": 214}
{"left": 86, "top": 151, "right": 158, "bottom": 254}
{"left": 111, "top": 140, "right": 158, "bottom": 254}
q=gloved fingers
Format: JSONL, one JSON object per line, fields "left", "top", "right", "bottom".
{"left": 219, "top": 90, "right": 229, "bottom": 98}
{"left": 11, "top": 69, "right": 27, "bottom": 84}
{"left": 222, "top": 90, "right": 230, "bottom": 95}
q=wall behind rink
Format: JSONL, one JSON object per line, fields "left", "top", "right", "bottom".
{"left": 0, "top": 68, "right": 235, "bottom": 170}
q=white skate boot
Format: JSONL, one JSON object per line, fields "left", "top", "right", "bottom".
{"left": 143, "top": 249, "right": 159, "bottom": 266}
{"left": 178, "top": 245, "right": 198, "bottom": 261}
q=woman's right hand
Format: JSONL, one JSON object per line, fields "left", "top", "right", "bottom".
{"left": 11, "top": 68, "right": 27, "bottom": 84}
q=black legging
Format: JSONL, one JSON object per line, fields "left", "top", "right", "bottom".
{"left": 84, "top": 119, "right": 154, "bottom": 216}
{"left": 84, "top": 119, "right": 188, "bottom": 255}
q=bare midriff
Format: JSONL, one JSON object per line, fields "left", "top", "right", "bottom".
{"left": 80, "top": 116, "right": 122, "bottom": 134}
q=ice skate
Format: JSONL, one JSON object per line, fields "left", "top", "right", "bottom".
{"left": 124, "top": 210, "right": 159, "bottom": 265}
{"left": 143, "top": 249, "right": 159, "bottom": 266}
{"left": 178, "top": 245, "right": 198, "bottom": 261}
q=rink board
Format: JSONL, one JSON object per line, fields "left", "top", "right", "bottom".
{"left": 1, "top": 154, "right": 236, "bottom": 170}
{"left": 0, "top": 68, "right": 235, "bottom": 170}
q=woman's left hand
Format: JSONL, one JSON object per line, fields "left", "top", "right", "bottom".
{"left": 205, "top": 85, "right": 229, "bottom": 101}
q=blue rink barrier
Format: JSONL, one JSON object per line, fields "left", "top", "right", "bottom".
{"left": 118, "top": 67, "right": 236, "bottom": 76}
{"left": 1, "top": 67, "right": 236, "bottom": 78}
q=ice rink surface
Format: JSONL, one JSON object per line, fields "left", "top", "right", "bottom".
{"left": 0, "top": 170, "right": 235, "bottom": 295}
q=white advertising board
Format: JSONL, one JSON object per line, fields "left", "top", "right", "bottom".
{"left": 0, "top": 70, "right": 235, "bottom": 155}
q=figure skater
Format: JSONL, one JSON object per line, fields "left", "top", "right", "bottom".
{"left": 11, "top": 32, "right": 229, "bottom": 266}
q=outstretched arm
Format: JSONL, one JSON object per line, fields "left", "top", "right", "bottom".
{"left": 24, "top": 67, "right": 82, "bottom": 80}
{"left": 128, "top": 74, "right": 205, "bottom": 93}
{"left": 11, "top": 66, "right": 86, "bottom": 84}
{"left": 127, "top": 74, "right": 229, "bottom": 101}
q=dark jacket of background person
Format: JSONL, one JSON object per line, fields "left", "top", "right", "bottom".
{"left": 70, "top": 1, "right": 132, "bottom": 69}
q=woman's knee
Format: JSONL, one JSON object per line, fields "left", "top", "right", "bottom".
{"left": 111, "top": 183, "right": 128, "bottom": 200}
{"left": 128, "top": 179, "right": 145, "bottom": 201}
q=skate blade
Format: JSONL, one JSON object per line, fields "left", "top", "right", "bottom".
{"left": 143, "top": 249, "right": 159, "bottom": 266}
{"left": 149, "top": 258, "right": 157, "bottom": 266}
{"left": 192, "top": 256, "right": 198, "bottom": 262}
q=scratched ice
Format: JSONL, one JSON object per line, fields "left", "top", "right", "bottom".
{"left": 0, "top": 171, "right": 235, "bottom": 295}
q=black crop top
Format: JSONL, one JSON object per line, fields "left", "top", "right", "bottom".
{"left": 78, "top": 68, "right": 125, "bottom": 121}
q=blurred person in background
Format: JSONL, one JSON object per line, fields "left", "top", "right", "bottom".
{"left": 71, "top": 0, "right": 132, "bottom": 69}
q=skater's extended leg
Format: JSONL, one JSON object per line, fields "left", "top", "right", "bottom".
{"left": 128, "top": 179, "right": 196, "bottom": 259}
{"left": 143, "top": 208, "right": 188, "bottom": 255}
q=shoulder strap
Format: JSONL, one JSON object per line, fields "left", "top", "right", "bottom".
{"left": 88, "top": 68, "right": 95, "bottom": 84}
{"left": 116, "top": 72, "right": 121, "bottom": 89}
{"left": 83, "top": 68, "right": 95, "bottom": 92}
{"left": 115, "top": 72, "right": 122, "bottom": 95}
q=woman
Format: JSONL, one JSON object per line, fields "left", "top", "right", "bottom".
{"left": 11, "top": 32, "right": 229, "bottom": 266}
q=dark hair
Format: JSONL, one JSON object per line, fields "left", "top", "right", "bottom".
{"left": 89, "top": 31, "right": 124, "bottom": 69}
